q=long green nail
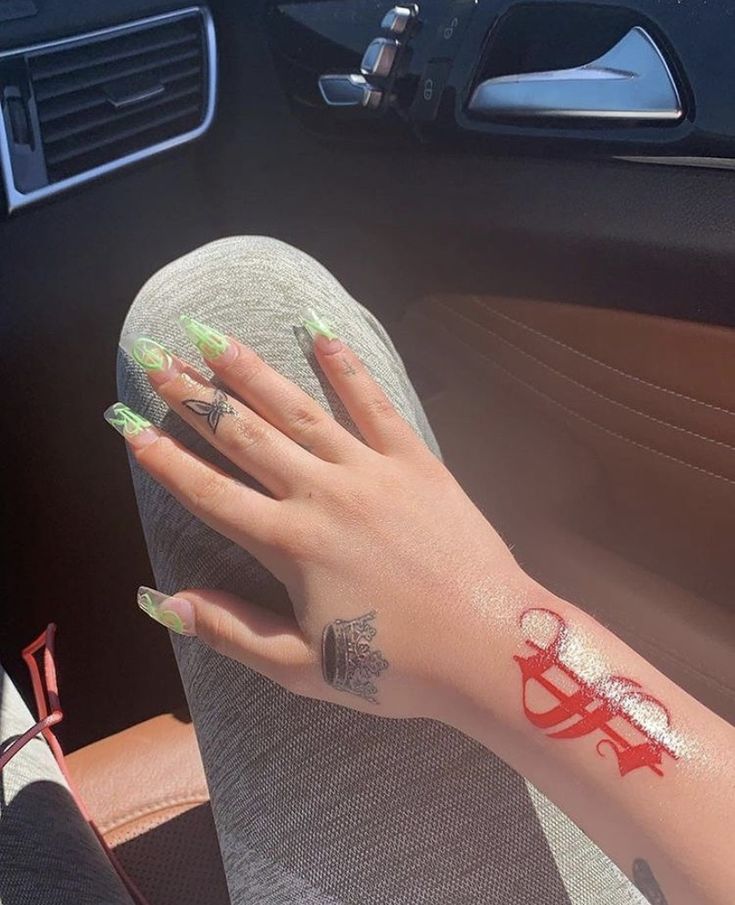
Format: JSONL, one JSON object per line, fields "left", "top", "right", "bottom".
{"left": 127, "top": 336, "right": 174, "bottom": 372}
{"left": 180, "top": 315, "right": 230, "bottom": 359}
{"left": 303, "top": 309, "right": 337, "bottom": 341}
{"left": 137, "top": 587, "right": 195, "bottom": 635}
{"left": 104, "top": 403, "right": 153, "bottom": 438}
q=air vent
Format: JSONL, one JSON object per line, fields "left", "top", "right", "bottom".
{"left": 0, "top": 7, "right": 216, "bottom": 212}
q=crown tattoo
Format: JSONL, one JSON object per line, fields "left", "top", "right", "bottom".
{"left": 322, "top": 611, "right": 389, "bottom": 704}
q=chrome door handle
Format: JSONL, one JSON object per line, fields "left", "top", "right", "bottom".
{"left": 468, "top": 27, "right": 682, "bottom": 122}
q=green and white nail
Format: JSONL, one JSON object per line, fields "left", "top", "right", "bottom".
{"left": 302, "top": 309, "right": 337, "bottom": 341}
{"left": 125, "top": 336, "right": 174, "bottom": 372}
{"left": 104, "top": 403, "right": 153, "bottom": 438}
{"left": 180, "top": 315, "right": 229, "bottom": 359}
{"left": 137, "top": 587, "right": 195, "bottom": 636}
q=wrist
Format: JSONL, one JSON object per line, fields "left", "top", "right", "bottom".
{"left": 429, "top": 560, "right": 551, "bottom": 732}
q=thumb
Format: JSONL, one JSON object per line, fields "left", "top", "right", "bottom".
{"left": 136, "top": 586, "right": 314, "bottom": 681}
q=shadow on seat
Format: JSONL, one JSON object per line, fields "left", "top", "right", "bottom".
{"left": 66, "top": 713, "right": 230, "bottom": 905}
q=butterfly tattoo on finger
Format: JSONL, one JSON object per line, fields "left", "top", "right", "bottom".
{"left": 183, "top": 388, "right": 235, "bottom": 433}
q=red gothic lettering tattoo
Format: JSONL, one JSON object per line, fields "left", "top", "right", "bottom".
{"left": 514, "top": 608, "right": 680, "bottom": 777}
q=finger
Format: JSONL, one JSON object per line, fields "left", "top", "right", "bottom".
{"left": 123, "top": 336, "right": 318, "bottom": 498}
{"left": 311, "top": 331, "right": 420, "bottom": 455}
{"left": 136, "top": 586, "right": 314, "bottom": 684}
{"left": 179, "top": 315, "right": 360, "bottom": 463}
{"left": 104, "top": 403, "right": 282, "bottom": 553}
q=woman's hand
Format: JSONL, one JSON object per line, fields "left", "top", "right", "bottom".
{"left": 108, "top": 314, "right": 735, "bottom": 905}
{"left": 107, "top": 315, "right": 526, "bottom": 719}
{"left": 107, "top": 312, "right": 735, "bottom": 905}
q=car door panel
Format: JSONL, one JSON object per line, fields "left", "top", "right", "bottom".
{"left": 396, "top": 295, "right": 735, "bottom": 721}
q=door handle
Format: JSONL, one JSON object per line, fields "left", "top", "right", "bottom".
{"left": 468, "top": 27, "right": 682, "bottom": 122}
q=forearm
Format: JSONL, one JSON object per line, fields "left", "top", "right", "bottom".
{"left": 118, "top": 318, "right": 732, "bottom": 902}
{"left": 443, "top": 572, "right": 735, "bottom": 905}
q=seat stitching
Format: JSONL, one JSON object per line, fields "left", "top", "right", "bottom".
{"left": 459, "top": 296, "right": 735, "bottom": 418}
{"left": 434, "top": 297, "right": 735, "bottom": 456}
{"left": 601, "top": 615, "right": 735, "bottom": 697}
{"left": 427, "top": 311, "right": 735, "bottom": 488}
{"left": 101, "top": 794, "right": 208, "bottom": 835}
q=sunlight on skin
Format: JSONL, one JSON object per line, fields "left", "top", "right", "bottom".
{"left": 106, "top": 313, "right": 735, "bottom": 905}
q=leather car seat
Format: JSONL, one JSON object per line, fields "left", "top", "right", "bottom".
{"left": 66, "top": 713, "right": 230, "bottom": 905}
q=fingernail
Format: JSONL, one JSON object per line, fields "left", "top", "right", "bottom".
{"left": 313, "top": 333, "right": 343, "bottom": 355}
{"left": 121, "top": 335, "right": 177, "bottom": 379}
{"left": 137, "top": 587, "right": 195, "bottom": 636}
{"left": 104, "top": 403, "right": 159, "bottom": 448}
{"left": 303, "top": 309, "right": 338, "bottom": 342}
{"left": 180, "top": 315, "right": 236, "bottom": 364}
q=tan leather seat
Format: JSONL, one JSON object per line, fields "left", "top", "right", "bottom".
{"left": 66, "top": 713, "right": 230, "bottom": 905}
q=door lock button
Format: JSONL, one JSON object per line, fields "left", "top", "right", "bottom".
{"left": 411, "top": 59, "right": 452, "bottom": 122}
{"left": 432, "top": 0, "right": 476, "bottom": 59}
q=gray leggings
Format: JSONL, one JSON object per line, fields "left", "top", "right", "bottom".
{"left": 118, "top": 237, "right": 644, "bottom": 905}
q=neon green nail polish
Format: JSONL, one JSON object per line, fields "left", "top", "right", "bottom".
{"left": 137, "top": 587, "right": 195, "bottom": 635}
{"left": 104, "top": 403, "right": 153, "bottom": 438}
{"left": 129, "top": 336, "right": 173, "bottom": 372}
{"left": 302, "top": 309, "right": 337, "bottom": 341}
{"left": 180, "top": 315, "right": 229, "bottom": 359}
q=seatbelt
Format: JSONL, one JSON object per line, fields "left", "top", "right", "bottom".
{"left": 0, "top": 624, "right": 151, "bottom": 905}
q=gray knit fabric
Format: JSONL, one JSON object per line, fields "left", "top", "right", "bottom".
{"left": 118, "top": 237, "right": 645, "bottom": 905}
{"left": 0, "top": 669, "right": 134, "bottom": 905}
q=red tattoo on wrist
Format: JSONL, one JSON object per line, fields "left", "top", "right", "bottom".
{"left": 514, "top": 608, "right": 680, "bottom": 778}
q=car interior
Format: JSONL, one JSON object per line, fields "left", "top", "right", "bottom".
{"left": 1, "top": 1, "right": 734, "bottom": 903}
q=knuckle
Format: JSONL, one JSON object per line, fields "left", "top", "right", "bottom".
{"left": 233, "top": 415, "right": 268, "bottom": 451}
{"left": 363, "top": 393, "right": 397, "bottom": 419}
{"left": 269, "top": 511, "right": 322, "bottom": 559}
{"left": 414, "top": 447, "right": 448, "bottom": 479}
{"left": 334, "top": 483, "right": 372, "bottom": 521}
{"left": 268, "top": 520, "right": 301, "bottom": 556}
{"left": 186, "top": 469, "right": 226, "bottom": 511}
{"left": 205, "top": 609, "right": 239, "bottom": 657}
{"left": 251, "top": 515, "right": 282, "bottom": 551}
{"left": 286, "top": 403, "right": 323, "bottom": 436}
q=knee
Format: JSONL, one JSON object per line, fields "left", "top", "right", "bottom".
{"left": 171, "top": 235, "right": 319, "bottom": 282}
{"left": 120, "top": 236, "right": 358, "bottom": 350}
